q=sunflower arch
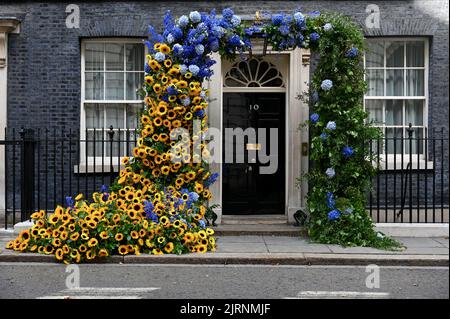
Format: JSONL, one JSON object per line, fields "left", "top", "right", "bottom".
{"left": 7, "top": 8, "right": 398, "bottom": 263}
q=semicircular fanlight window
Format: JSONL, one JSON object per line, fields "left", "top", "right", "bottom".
{"left": 224, "top": 57, "right": 285, "bottom": 88}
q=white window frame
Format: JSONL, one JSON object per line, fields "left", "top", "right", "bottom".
{"left": 79, "top": 38, "right": 145, "bottom": 172}
{"left": 363, "top": 37, "right": 432, "bottom": 170}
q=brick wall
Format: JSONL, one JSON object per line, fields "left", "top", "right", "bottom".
{"left": 1, "top": 1, "right": 448, "bottom": 214}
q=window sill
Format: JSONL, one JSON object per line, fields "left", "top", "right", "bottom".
{"left": 375, "top": 159, "right": 434, "bottom": 171}
{"left": 74, "top": 163, "right": 125, "bottom": 174}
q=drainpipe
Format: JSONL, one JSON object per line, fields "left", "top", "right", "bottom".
{"left": 0, "top": 17, "right": 21, "bottom": 213}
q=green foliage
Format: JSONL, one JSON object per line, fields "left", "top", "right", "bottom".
{"left": 299, "top": 13, "right": 400, "bottom": 249}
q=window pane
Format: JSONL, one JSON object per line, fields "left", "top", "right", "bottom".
{"left": 85, "top": 104, "right": 104, "bottom": 128}
{"left": 125, "top": 130, "right": 138, "bottom": 156}
{"left": 386, "top": 41, "right": 404, "bottom": 67}
{"left": 86, "top": 130, "right": 104, "bottom": 157}
{"left": 366, "top": 40, "right": 384, "bottom": 67}
{"left": 406, "top": 41, "right": 425, "bottom": 67}
{"left": 85, "top": 72, "right": 104, "bottom": 100}
{"left": 126, "top": 103, "right": 142, "bottom": 129}
{"left": 106, "top": 131, "right": 125, "bottom": 157}
{"left": 366, "top": 69, "right": 384, "bottom": 96}
{"left": 126, "top": 44, "right": 144, "bottom": 71}
{"left": 85, "top": 43, "right": 104, "bottom": 71}
{"left": 126, "top": 73, "right": 144, "bottom": 100}
{"left": 386, "top": 128, "right": 403, "bottom": 154}
{"left": 105, "top": 104, "right": 125, "bottom": 129}
{"left": 105, "top": 72, "right": 124, "bottom": 100}
{"left": 406, "top": 100, "right": 424, "bottom": 126}
{"left": 405, "top": 128, "right": 424, "bottom": 154}
{"left": 406, "top": 69, "right": 424, "bottom": 96}
{"left": 385, "top": 100, "right": 403, "bottom": 125}
{"left": 105, "top": 43, "right": 124, "bottom": 71}
{"left": 365, "top": 100, "right": 383, "bottom": 124}
{"left": 386, "top": 70, "right": 404, "bottom": 96}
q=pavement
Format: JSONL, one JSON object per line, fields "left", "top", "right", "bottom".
{"left": 0, "top": 231, "right": 448, "bottom": 266}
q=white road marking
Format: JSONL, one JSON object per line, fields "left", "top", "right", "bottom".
{"left": 37, "top": 287, "right": 160, "bottom": 299}
{"left": 38, "top": 295, "right": 141, "bottom": 299}
{"left": 60, "top": 287, "right": 160, "bottom": 293}
{"left": 285, "top": 291, "right": 390, "bottom": 299}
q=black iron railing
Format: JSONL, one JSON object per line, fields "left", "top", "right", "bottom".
{"left": 367, "top": 125, "right": 449, "bottom": 223}
{"left": 0, "top": 126, "right": 448, "bottom": 228}
{"left": 1, "top": 126, "right": 138, "bottom": 228}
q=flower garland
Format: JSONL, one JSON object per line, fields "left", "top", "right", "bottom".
{"left": 6, "top": 8, "right": 397, "bottom": 263}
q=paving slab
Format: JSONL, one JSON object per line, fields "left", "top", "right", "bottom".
{"left": 216, "top": 242, "right": 268, "bottom": 253}
{"left": 433, "top": 238, "right": 449, "bottom": 248}
{"left": 217, "top": 235, "right": 265, "bottom": 243}
{"left": 267, "top": 244, "right": 332, "bottom": 253}
{"left": 263, "top": 236, "right": 311, "bottom": 245}
{"left": 396, "top": 237, "right": 445, "bottom": 248}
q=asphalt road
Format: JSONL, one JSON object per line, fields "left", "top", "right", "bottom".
{"left": 0, "top": 263, "right": 448, "bottom": 299}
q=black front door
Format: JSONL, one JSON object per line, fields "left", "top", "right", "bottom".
{"left": 222, "top": 92, "right": 285, "bottom": 214}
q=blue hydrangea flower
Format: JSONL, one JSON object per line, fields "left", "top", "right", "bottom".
{"left": 99, "top": 185, "right": 109, "bottom": 193}
{"left": 328, "top": 209, "right": 341, "bottom": 221}
{"left": 309, "top": 10, "right": 321, "bottom": 18}
{"left": 323, "top": 23, "right": 333, "bottom": 31}
{"left": 344, "top": 207, "right": 354, "bottom": 214}
{"left": 231, "top": 15, "right": 241, "bottom": 27}
{"left": 310, "top": 113, "right": 319, "bottom": 123}
{"left": 326, "top": 192, "right": 335, "bottom": 209}
{"left": 321, "top": 79, "right": 333, "bottom": 91}
{"left": 326, "top": 167, "right": 335, "bottom": 178}
{"left": 189, "top": 11, "right": 201, "bottom": 23}
{"left": 272, "top": 14, "right": 284, "bottom": 26}
{"left": 189, "top": 191, "right": 200, "bottom": 202}
{"left": 279, "top": 24, "right": 290, "bottom": 36}
{"left": 294, "top": 12, "right": 305, "bottom": 24}
{"left": 326, "top": 121, "right": 337, "bottom": 130}
{"left": 194, "top": 110, "right": 205, "bottom": 118}
{"left": 228, "top": 34, "right": 242, "bottom": 47}
{"left": 144, "top": 64, "right": 151, "bottom": 74}
{"left": 195, "top": 44, "right": 205, "bottom": 55}
{"left": 199, "top": 219, "right": 206, "bottom": 229}
{"left": 180, "top": 64, "right": 188, "bottom": 74}
{"left": 310, "top": 32, "right": 320, "bottom": 42}
{"left": 342, "top": 146, "right": 354, "bottom": 158}
{"left": 212, "top": 25, "right": 225, "bottom": 38}
{"left": 173, "top": 43, "right": 183, "bottom": 55}
{"left": 166, "top": 34, "right": 174, "bottom": 44}
{"left": 154, "top": 52, "right": 165, "bottom": 62}
{"left": 189, "top": 64, "right": 200, "bottom": 75}
{"left": 204, "top": 172, "right": 219, "bottom": 188}
{"left": 311, "top": 91, "right": 319, "bottom": 103}
{"left": 209, "top": 39, "right": 220, "bottom": 52}
{"left": 65, "top": 196, "right": 74, "bottom": 208}
{"left": 345, "top": 47, "right": 359, "bottom": 58}
{"left": 182, "top": 97, "right": 191, "bottom": 106}
{"left": 222, "top": 8, "right": 234, "bottom": 20}
{"left": 167, "top": 86, "right": 178, "bottom": 95}
{"left": 197, "top": 22, "right": 208, "bottom": 32}
{"left": 320, "top": 132, "right": 328, "bottom": 140}
{"left": 143, "top": 200, "right": 154, "bottom": 214}
{"left": 178, "top": 15, "right": 189, "bottom": 28}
